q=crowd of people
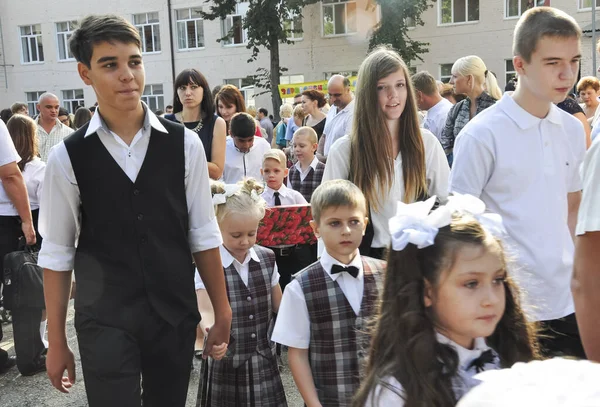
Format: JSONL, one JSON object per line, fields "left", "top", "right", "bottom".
{"left": 1, "top": 5, "right": 600, "bottom": 407}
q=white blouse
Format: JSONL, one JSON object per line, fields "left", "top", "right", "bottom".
{"left": 0, "top": 158, "right": 45, "bottom": 215}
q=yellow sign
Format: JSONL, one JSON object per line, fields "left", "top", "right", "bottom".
{"left": 278, "top": 77, "right": 358, "bottom": 97}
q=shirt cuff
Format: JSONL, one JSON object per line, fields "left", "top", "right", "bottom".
{"left": 271, "top": 335, "right": 309, "bottom": 349}
{"left": 38, "top": 240, "right": 76, "bottom": 271}
{"left": 189, "top": 217, "right": 223, "bottom": 253}
{"left": 576, "top": 218, "right": 600, "bottom": 236}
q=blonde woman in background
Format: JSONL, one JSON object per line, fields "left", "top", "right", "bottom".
{"left": 441, "top": 55, "right": 501, "bottom": 165}
{"left": 273, "top": 103, "right": 293, "bottom": 149}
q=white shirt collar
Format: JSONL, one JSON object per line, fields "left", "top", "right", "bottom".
{"left": 319, "top": 248, "right": 363, "bottom": 281}
{"left": 265, "top": 183, "right": 291, "bottom": 198}
{"left": 294, "top": 156, "right": 319, "bottom": 172}
{"left": 84, "top": 102, "right": 168, "bottom": 138}
{"left": 435, "top": 332, "right": 491, "bottom": 370}
{"left": 337, "top": 98, "right": 355, "bottom": 114}
{"left": 428, "top": 98, "right": 452, "bottom": 115}
{"left": 498, "top": 93, "right": 563, "bottom": 130}
{"left": 35, "top": 117, "right": 62, "bottom": 131}
{"left": 218, "top": 245, "right": 260, "bottom": 268}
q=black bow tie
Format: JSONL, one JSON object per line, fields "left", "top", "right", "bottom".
{"left": 467, "top": 349, "right": 496, "bottom": 373}
{"left": 331, "top": 264, "right": 359, "bottom": 278}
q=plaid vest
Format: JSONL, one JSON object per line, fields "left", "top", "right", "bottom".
{"left": 297, "top": 256, "right": 385, "bottom": 406}
{"left": 225, "top": 245, "right": 276, "bottom": 368}
{"left": 288, "top": 161, "right": 325, "bottom": 202}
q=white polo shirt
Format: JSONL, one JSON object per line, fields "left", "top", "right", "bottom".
{"left": 449, "top": 94, "right": 586, "bottom": 322}
{"left": 323, "top": 99, "right": 355, "bottom": 156}
{"left": 424, "top": 98, "right": 453, "bottom": 142}
{"left": 222, "top": 136, "right": 271, "bottom": 184}
{"left": 577, "top": 137, "right": 600, "bottom": 235}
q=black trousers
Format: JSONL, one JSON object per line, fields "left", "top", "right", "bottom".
{"left": 270, "top": 244, "right": 317, "bottom": 291}
{"left": 538, "top": 313, "right": 586, "bottom": 359}
{"left": 75, "top": 306, "right": 197, "bottom": 407}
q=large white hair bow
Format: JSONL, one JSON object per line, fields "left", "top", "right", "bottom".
{"left": 212, "top": 184, "right": 242, "bottom": 206}
{"left": 446, "top": 193, "right": 507, "bottom": 238}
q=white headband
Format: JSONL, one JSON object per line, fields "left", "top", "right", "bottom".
{"left": 211, "top": 184, "right": 242, "bottom": 206}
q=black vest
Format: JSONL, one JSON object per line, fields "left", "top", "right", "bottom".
{"left": 64, "top": 118, "right": 198, "bottom": 329}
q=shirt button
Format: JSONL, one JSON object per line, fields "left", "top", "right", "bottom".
{"left": 247, "top": 296, "right": 252, "bottom": 302}
{"left": 137, "top": 214, "right": 144, "bottom": 221}
{"left": 249, "top": 315, "right": 254, "bottom": 320}
{"left": 250, "top": 333, "right": 256, "bottom": 339}
{"left": 133, "top": 189, "right": 140, "bottom": 196}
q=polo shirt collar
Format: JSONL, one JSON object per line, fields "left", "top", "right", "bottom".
{"left": 84, "top": 102, "right": 167, "bottom": 137}
{"left": 219, "top": 245, "right": 259, "bottom": 268}
{"left": 319, "top": 248, "right": 363, "bottom": 282}
{"left": 498, "top": 93, "right": 563, "bottom": 130}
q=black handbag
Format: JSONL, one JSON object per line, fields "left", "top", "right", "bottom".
{"left": 3, "top": 244, "right": 45, "bottom": 310}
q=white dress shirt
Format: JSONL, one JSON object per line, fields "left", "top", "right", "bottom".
{"left": 323, "top": 129, "right": 449, "bottom": 248}
{"left": 424, "top": 98, "right": 453, "bottom": 142}
{"left": 577, "top": 136, "right": 600, "bottom": 235}
{"left": 0, "top": 119, "right": 22, "bottom": 216}
{"left": 449, "top": 94, "right": 586, "bottom": 321}
{"left": 38, "top": 105, "right": 223, "bottom": 272}
{"left": 271, "top": 250, "right": 364, "bottom": 349}
{"left": 323, "top": 99, "right": 355, "bottom": 156}
{"left": 36, "top": 117, "right": 74, "bottom": 162}
{"left": 21, "top": 158, "right": 45, "bottom": 211}
{"left": 262, "top": 184, "right": 308, "bottom": 207}
{"left": 287, "top": 156, "right": 320, "bottom": 186}
{"left": 223, "top": 136, "right": 271, "bottom": 184}
{"left": 195, "top": 245, "right": 280, "bottom": 290}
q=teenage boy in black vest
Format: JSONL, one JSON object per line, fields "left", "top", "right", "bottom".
{"left": 38, "top": 15, "right": 232, "bottom": 407}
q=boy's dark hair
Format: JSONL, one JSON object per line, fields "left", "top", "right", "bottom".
{"left": 513, "top": 7, "right": 581, "bottom": 63}
{"left": 258, "top": 107, "right": 268, "bottom": 116}
{"left": 172, "top": 69, "right": 215, "bottom": 119}
{"left": 230, "top": 112, "right": 256, "bottom": 139}
{"left": 69, "top": 15, "right": 142, "bottom": 68}
{"left": 166, "top": 104, "right": 173, "bottom": 109}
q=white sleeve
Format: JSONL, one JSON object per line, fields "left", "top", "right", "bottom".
{"left": 322, "top": 136, "right": 351, "bottom": 182}
{"left": 271, "top": 279, "right": 310, "bottom": 348}
{"left": 0, "top": 120, "right": 20, "bottom": 166}
{"left": 576, "top": 140, "right": 600, "bottom": 234}
{"left": 364, "top": 377, "right": 405, "bottom": 407}
{"left": 271, "top": 262, "right": 280, "bottom": 287}
{"left": 422, "top": 130, "right": 450, "bottom": 203}
{"left": 449, "top": 130, "right": 494, "bottom": 197}
{"left": 194, "top": 268, "right": 205, "bottom": 290}
{"left": 184, "top": 128, "right": 223, "bottom": 253}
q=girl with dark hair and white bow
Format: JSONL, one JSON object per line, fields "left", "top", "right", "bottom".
{"left": 353, "top": 195, "right": 540, "bottom": 407}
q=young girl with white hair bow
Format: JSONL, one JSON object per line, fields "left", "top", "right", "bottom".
{"left": 353, "top": 194, "right": 540, "bottom": 407}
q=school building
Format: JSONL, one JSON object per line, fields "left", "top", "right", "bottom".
{"left": 0, "top": 0, "right": 597, "bottom": 115}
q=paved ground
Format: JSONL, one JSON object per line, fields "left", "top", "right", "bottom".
{"left": 0, "top": 302, "right": 303, "bottom": 406}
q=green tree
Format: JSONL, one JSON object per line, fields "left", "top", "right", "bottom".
{"left": 368, "top": 0, "right": 436, "bottom": 65}
{"left": 201, "top": 0, "right": 317, "bottom": 119}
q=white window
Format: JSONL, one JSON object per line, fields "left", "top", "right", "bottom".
{"left": 176, "top": 8, "right": 205, "bottom": 50}
{"left": 579, "top": 0, "right": 600, "bottom": 9}
{"left": 20, "top": 24, "right": 44, "bottom": 64}
{"left": 505, "top": 59, "right": 516, "bottom": 85}
{"left": 133, "top": 12, "right": 161, "bottom": 53}
{"left": 284, "top": 13, "right": 303, "bottom": 40}
{"left": 26, "top": 91, "right": 46, "bottom": 116}
{"left": 322, "top": 0, "right": 357, "bottom": 36}
{"left": 62, "top": 89, "right": 85, "bottom": 113}
{"left": 440, "top": 63, "right": 453, "bottom": 83}
{"left": 506, "top": 0, "right": 541, "bottom": 18}
{"left": 224, "top": 78, "right": 255, "bottom": 107}
{"left": 56, "top": 21, "right": 77, "bottom": 61}
{"left": 406, "top": 17, "right": 416, "bottom": 28}
{"left": 323, "top": 71, "right": 357, "bottom": 80}
{"left": 142, "top": 84, "right": 164, "bottom": 112}
{"left": 440, "top": 0, "right": 479, "bottom": 24}
{"left": 222, "top": 2, "right": 249, "bottom": 46}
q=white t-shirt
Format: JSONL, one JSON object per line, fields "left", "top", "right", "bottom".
{"left": 424, "top": 98, "right": 453, "bottom": 142}
{"left": 323, "top": 129, "right": 449, "bottom": 248}
{"left": 449, "top": 94, "right": 586, "bottom": 321}
{"left": 576, "top": 137, "right": 600, "bottom": 235}
{"left": 222, "top": 136, "right": 271, "bottom": 184}
{"left": 0, "top": 119, "right": 22, "bottom": 216}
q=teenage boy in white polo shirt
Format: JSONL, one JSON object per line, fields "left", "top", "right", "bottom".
{"left": 449, "top": 7, "right": 586, "bottom": 358}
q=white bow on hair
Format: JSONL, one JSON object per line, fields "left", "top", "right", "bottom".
{"left": 211, "top": 184, "right": 242, "bottom": 206}
{"left": 388, "top": 193, "right": 506, "bottom": 251}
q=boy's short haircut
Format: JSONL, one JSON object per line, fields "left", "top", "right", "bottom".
{"left": 577, "top": 76, "right": 600, "bottom": 93}
{"left": 230, "top": 112, "right": 256, "bottom": 139}
{"left": 513, "top": 7, "right": 581, "bottom": 63}
{"left": 311, "top": 180, "right": 367, "bottom": 224}
{"left": 411, "top": 71, "right": 438, "bottom": 96}
{"left": 10, "top": 102, "right": 27, "bottom": 114}
{"left": 262, "top": 149, "right": 287, "bottom": 168}
{"left": 293, "top": 127, "right": 318, "bottom": 145}
{"left": 293, "top": 104, "right": 306, "bottom": 120}
{"left": 69, "top": 15, "right": 142, "bottom": 68}
{"left": 258, "top": 107, "right": 268, "bottom": 116}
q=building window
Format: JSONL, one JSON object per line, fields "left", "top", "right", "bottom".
{"left": 406, "top": 17, "right": 417, "bottom": 28}
{"left": 323, "top": 71, "right": 358, "bottom": 80}
{"left": 133, "top": 12, "right": 161, "bottom": 53}
{"left": 322, "top": 0, "right": 357, "bottom": 36}
{"left": 284, "top": 13, "right": 303, "bottom": 40}
{"left": 26, "top": 91, "right": 46, "bottom": 116}
{"left": 506, "top": 0, "right": 539, "bottom": 18}
{"left": 440, "top": 0, "right": 479, "bottom": 24}
{"left": 142, "top": 84, "right": 164, "bottom": 112}
{"left": 440, "top": 63, "right": 453, "bottom": 83}
{"left": 176, "top": 8, "right": 205, "bottom": 50}
{"left": 56, "top": 21, "right": 77, "bottom": 61}
{"left": 222, "top": 2, "right": 249, "bottom": 46}
{"left": 505, "top": 59, "right": 516, "bottom": 85}
{"left": 579, "top": 0, "right": 600, "bottom": 9}
{"left": 224, "top": 78, "right": 255, "bottom": 107}
{"left": 62, "top": 89, "right": 85, "bottom": 113}
{"left": 20, "top": 24, "right": 44, "bottom": 64}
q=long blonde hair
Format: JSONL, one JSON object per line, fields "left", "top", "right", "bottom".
{"left": 452, "top": 55, "right": 502, "bottom": 100}
{"left": 350, "top": 46, "right": 427, "bottom": 209}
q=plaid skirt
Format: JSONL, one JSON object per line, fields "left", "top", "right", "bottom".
{"left": 197, "top": 351, "right": 287, "bottom": 407}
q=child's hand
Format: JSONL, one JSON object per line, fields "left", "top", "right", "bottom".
{"left": 204, "top": 327, "right": 228, "bottom": 360}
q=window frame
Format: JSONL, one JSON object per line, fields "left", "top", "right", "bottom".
{"left": 141, "top": 84, "right": 165, "bottom": 112}
{"left": 221, "top": 2, "right": 249, "bottom": 47}
{"left": 62, "top": 89, "right": 85, "bottom": 114}
{"left": 56, "top": 21, "right": 77, "bottom": 61}
{"left": 224, "top": 78, "right": 255, "bottom": 107}
{"left": 19, "top": 24, "right": 44, "bottom": 64}
{"left": 438, "top": 0, "right": 480, "bottom": 26}
{"left": 505, "top": 59, "right": 516, "bottom": 86}
{"left": 176, "top": 8, "right": 205, "bottom": 51}
{"left": 284, "top": 12, "right": 304, "bottom": 41}
{"left": 321, "top": 0, "right": 358, "bottom": 38}
{"left": 133, "top": 12, "right": 162, "bottom": 54}
{"left": 578, "top": 0, "right": 600, "bottom": 10}
{"left": 25, "top": 90, "right": 46, "bottom": 116}
{"left": 504, "top": 0, "right": 539, "bottom": 19}
{"left": 440, "top": 63, "right": 453, "bottom": 83}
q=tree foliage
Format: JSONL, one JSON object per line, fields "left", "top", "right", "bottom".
{"left": 368, "top": 0, "right": 435, "bottom": 65}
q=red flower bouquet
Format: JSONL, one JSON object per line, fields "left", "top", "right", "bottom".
{"left": 257, "top": 205, "right": 317, "bottom": 246}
